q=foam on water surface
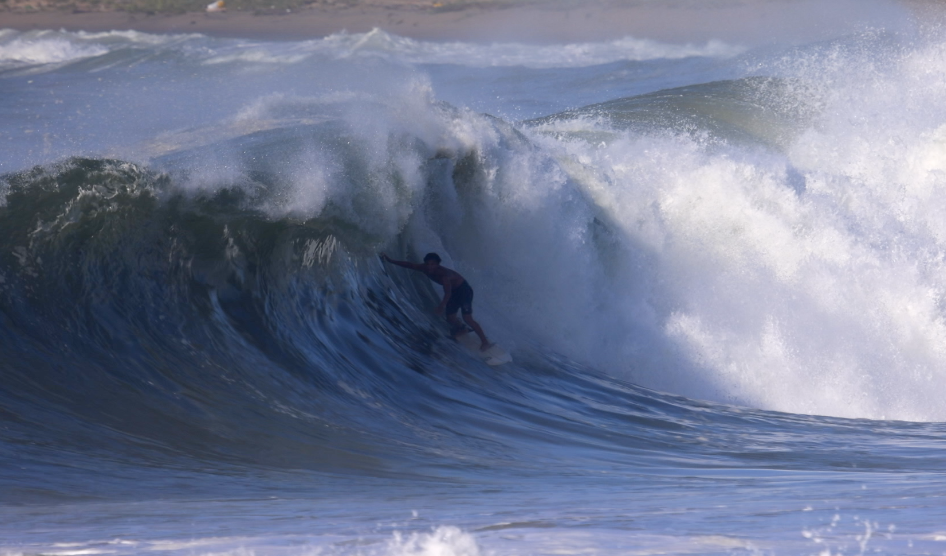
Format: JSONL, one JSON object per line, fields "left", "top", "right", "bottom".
{"left": 5, "top": 4, "right": 946, "bottom": 553}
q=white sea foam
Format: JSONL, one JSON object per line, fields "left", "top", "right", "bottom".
{"left": 1, "top": 526, "right": 483, "bottom": 556}
{"left": 318, "top": 28, "right": 745, "bottom": 68}
{"left": 0, "top": 29, "right": 200, "bottom": 70}
{"left": 201, "top": 43, "right": 314, "bottom": 65}
{"left": 9, "top": 20, "right": 946, "bottom": 421}
{"left": 70, "top": 29, "right": 201, "bottom": 45}
{"left": 511, "top": 36, "right": 946, "bottom": 421}
{"left": 198, "top": 28, "right": 743, "bottom": 68}
{"left": 184, "top": 527, "right": 482, "bottom": 556}
{"left": 0, "top": 34, "right": 108, "bottom": 67}
{"left": 143, "top": 32, "right": 946, "bottom": 421}
{"left": 7, "top": 520, "right": 927, "bottom": 556}
{"left": 384, "top": 527, "right": 481, "bottom": 556}
{"left": 214, "top": 29, "right": 946, "bottom": 421}
{"left": 0, "top": 27, "right": 741, "bottom": 71}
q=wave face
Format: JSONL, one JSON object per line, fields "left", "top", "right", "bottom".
{"left": 6, "top": 15, "right": 946, "bottom": 554}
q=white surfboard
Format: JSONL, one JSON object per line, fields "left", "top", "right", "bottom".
{"left": 455, "top": 332, "right": 512, "bottom": 366}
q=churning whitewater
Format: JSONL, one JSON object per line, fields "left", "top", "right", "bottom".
{"left": 5, "top": 9, "right": 946, "bottom": 555}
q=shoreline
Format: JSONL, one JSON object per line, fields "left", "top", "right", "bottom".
{"left": 1, "top": 0, "right": 941, "bottom": 45}
{"left": 4, "top": 0, "right": 932, "bottom": 45}
{"left": 1, "top": 3, "right": 794, "bottom": 44}
{"left": 1, "top": 5, "right": 675, "bottom": 43}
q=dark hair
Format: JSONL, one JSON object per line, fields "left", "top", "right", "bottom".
{"left": 423, "top": 252, "right": 441, "bottom": 263}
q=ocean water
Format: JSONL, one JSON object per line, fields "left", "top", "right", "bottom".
{"left": 4, "top": 2, "right": 946, "bottom": 554}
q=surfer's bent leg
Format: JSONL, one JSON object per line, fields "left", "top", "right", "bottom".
{"left": 445, "top": 287, "right": 467, "bottom": 337}
{"left": 455, "top": 284, "right": 490, "bottom": 350}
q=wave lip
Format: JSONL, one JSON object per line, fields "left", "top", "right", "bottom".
{"left": 0, "top": 29, "right": 205, "bottom": 73}
{"left": 6, "top": 141, "right": 946, "bottom": 504}
{"left": 0, "top": 27, "right": 745, "bottom": 73}
{"left": 0, "top": 30, "right": 109, "bottom": 68}
{"left": 322, "top": 28, "right": 745, "bottom": 68}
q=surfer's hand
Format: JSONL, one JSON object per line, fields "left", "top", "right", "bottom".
{"left": 379, "top": 252, "right": 389, "bottom": 262}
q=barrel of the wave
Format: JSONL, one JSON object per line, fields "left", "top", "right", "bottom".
{"left": 380, "top": 252, "right": 512, "bottom": 366}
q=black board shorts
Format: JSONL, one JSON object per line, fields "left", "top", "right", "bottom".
{"left": 446, "top": 282, "right": 474, "bottom": 315}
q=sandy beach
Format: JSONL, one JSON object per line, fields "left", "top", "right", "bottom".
{"left": 3, "top": 0, "right": 934, "bottom": 44}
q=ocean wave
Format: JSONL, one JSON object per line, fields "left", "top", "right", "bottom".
{"left": 0, "top": 31, "right": 109, "bottom": 69}
{"left": 0, "top": 29, "right": 205, "bottom": 73}
{"left": 0, "top": 27, "right": 744, "bottom": 74}
{"left": 0, "top": 155, "right": 734, "bottom": 488}
{"left": 319, "top": 28, "right": 745, "bottom": 68}
{"left": 8, "top": 28, "right": 946, "bottom": 433}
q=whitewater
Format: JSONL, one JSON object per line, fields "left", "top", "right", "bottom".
{"left": 4, "top": 2, "right": 946, "bottom": 554}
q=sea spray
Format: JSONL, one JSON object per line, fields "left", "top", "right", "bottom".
{"left": 8, "top": 14, "right": 946, "bottom": 553}
{"left": 521, "top": 34, "right": 946, "bottom": 420}
{"left": 8, "top": 27, "right": 946, "bottom": 423}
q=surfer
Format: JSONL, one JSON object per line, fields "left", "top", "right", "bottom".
{"left": 380, "top": 252, "right": 492, "bottom": 351}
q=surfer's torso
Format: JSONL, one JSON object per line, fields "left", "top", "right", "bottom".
{"left": 423, "top": 266, "right": 466, "bottom": 288}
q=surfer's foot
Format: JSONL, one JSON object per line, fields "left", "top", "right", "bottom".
{"left": 480, "top": 341, "right": 494, "bottom": 351}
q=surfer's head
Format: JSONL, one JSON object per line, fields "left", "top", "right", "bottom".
{"left": 423, "top": 252, "right": 441, "bottom": 269}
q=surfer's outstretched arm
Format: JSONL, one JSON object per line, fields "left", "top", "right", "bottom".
{"left": 380, "top": 253, "right": 424, "bottom": 271}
